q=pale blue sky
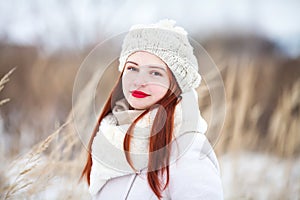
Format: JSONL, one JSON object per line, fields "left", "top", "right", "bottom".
{"left": 0, "top": 0, "right": 299, "bottom": 56}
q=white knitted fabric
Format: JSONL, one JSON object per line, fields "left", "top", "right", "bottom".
{"left": 118, "top": 19, "right": 201, "bottom": 93}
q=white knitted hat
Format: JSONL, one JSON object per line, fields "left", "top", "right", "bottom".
{"left": 118, "top": 19, "right": 201, "bottom": 93}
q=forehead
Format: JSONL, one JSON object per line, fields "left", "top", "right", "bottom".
{"left": 126, "top": 51, "right": 168, "bottom": 68}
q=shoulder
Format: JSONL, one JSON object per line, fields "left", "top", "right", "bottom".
{"left": 168, "top": 134, "right": 224, "bottom": 199}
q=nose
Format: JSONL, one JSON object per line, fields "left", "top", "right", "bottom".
{"left": 133, "top": 73, "right": 147, "bottom": 87}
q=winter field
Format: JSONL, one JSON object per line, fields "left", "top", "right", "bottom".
{"left": 0, "top": 35, "right": 300, "bottom": 200}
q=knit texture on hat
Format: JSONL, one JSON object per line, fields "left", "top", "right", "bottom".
{"left": 118, "top": 19, "right": 201, "bottom": 93}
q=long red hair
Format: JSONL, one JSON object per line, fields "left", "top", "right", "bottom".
{"left": 81, "top": 66, "right": 182, "bottom": 199}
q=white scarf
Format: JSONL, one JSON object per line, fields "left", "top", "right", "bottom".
{"left": 89, "top": 89, "right": 207, "bottom": 195}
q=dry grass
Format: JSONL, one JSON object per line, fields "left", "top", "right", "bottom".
{"left": 0, "top": 36, "right": 300, "bottom": 199}
{"left": 206, "top": 53, "right": 300, "bottom": 158}
{"left": 3, "top": 122, "right": 68, "bottom": 199}
{"left": 268, "top": 79, "right": 300, "bottom": 156}
{"left": 1, "top": 118, "right": 89, "bottom": 199}
{"left": 0, "top": 67, "right": 16, "bottom": 106}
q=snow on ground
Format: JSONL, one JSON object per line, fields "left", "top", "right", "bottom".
{"left": 2, "top": 145, "right": 300, "bottom": 199}
{"left": 29, "top": 152, "right": 300, "bottom": 199}
{"left": 219, "top": 151, "right": 300, "bottom": 200}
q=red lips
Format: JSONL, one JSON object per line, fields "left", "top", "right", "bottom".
{"left": 131, "top": 90, "right": 150, "bottom": 98}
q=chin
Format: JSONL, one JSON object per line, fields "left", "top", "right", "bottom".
{"left": 128, "top": 100, "right": 150, "bottom": 110}
{"left": 130, "top": 104, "right": 147, "bottom": 110}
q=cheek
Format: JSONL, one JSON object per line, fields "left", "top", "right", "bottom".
{"left": 148, "top": 77, "right": 170, "bottom": 99}
{"left": 122, "top": 75, "right": 130, "bottom": 97}
{"left": 122, "top": 73, "right": 129, "bottom": 87}
{"left": 149, "top": 85, "right": 169, "bottom": 99}
{"left": 148, "top": 75, "right": 170, "bottom": 90}
{"left": 122, "top": 73, "right": 134, "bottom": 88}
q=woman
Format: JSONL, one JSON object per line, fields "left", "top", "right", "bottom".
{"left": 81, "top": 19, "right": 223, "bottom": 199}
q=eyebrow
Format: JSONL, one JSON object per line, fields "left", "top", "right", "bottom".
{"left": 125, "top": 61, "right": 138, "bottom": 66}
{"left": 125, "top": 61, "right": 166, "bottom": 71}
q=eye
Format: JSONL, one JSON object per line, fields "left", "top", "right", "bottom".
{"left": 151, "top": 71, "right": 163, "bottom": 76}
{"left": 126, "top": 66, "right": 138, "bottom": 72}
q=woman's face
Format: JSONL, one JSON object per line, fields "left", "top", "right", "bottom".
{"left": 122, "top": 51, "right": 170, "bottom": 110}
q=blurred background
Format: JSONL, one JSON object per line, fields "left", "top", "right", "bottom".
{"left": 0, "top": 0, "right": 299, "bottom": 199}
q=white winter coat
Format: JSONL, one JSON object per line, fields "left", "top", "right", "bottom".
{"left": 90, "top": 90, "right": 224, "bottom": 199}
{"left": 92, "top": 134, "right": 223, "bottom": 199}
